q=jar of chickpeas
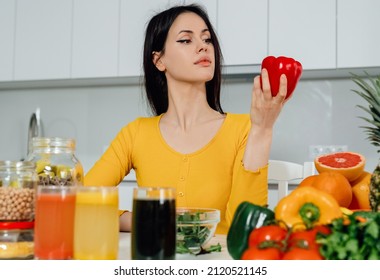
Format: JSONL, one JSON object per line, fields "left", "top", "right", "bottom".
{"left": 26, "top": 137, "right": 83, "bottom": 187}
{"left": 0, "top": 161, "right": 38, "bottom": 221}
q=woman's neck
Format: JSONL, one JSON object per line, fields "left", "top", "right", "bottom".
{"left": 163, "top": 82, "right": 220, "bottom": 131}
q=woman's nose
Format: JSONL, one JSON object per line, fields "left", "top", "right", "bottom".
{"left": 197, "top": 40, "right": 208, "bottom": 53}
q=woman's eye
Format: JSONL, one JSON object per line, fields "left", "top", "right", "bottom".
{"left": 177, "top": 39, "right": 191, "bottom": 44}
{"left": 204, "top": 38, "right": 212, "bottom": 44}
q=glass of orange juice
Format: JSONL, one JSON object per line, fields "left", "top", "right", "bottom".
{"left": 34, "top": 185, "right": 76, "bottom": 260}
{"left": 73, "top": 186, "right": 119, "bottom": 260}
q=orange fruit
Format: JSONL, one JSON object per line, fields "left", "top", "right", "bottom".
{"left": 348, "top": 171, "right": 371, "bottom": 210}
{"left": 308, "top": 172, "right": 353, "bottom": 208}
{"left": 314, "top": 151, "right": 365, "bottom": 182}
{"left": 298, "top": 175, "right": 318, "bottom": 187}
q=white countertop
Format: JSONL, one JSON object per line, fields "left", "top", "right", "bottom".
{"left": 118, "top": 232, "right": 232, "bottom": 260}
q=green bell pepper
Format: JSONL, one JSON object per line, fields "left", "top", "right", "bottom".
{"left": 227, "top": 201, "right": 275, "bottom": 260}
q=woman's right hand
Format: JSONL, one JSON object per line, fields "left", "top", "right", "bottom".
{"left": 250, "top": 68, "right": 288, "bottom": 130}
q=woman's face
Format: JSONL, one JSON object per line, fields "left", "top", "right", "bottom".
{"left": 154, "top": 12, "right": 215, "bottom": 84}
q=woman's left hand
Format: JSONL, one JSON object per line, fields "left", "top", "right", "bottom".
{"left": 250, "top": 68, "right": 288, "bottom": 129}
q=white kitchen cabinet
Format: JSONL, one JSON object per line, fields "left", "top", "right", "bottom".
{"left": 119, "top": 0, "right": 176, "bottom": 77}
{"left": 71, "top": 0, "right": 120, "bottom": 78}
{"left": 14, "top": 0, "right": 72, "bottom": 80}
{"left": 337, "top": 0, "right": 380, "bottom": 68}
{"left": 4, "top": 0, "right": 380, "bottom": 87}
{"left": 185, "top": 0, "right": 217, "bottom": 29}
{"left": 218, "top": 0, "right": 268, "bottom": 67}
{"left": 0, "top": 0, "right": 15, "bottom": 82}
{"left": 269, "top": 0, "right": 336, "bottom": 70}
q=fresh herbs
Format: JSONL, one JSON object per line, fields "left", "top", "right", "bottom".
{"left": 317, "top": 211, "right": 380, "bottom": 260}
{"left": 176, "top": 211, "right": 221, "bottom": 255}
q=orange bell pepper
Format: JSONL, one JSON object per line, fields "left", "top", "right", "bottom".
{"left": 275, "top": 186, "right": 342, "bottom": 230}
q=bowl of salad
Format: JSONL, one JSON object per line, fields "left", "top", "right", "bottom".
{"left": 176, "top": 207, "right": 220, "bottom": 255}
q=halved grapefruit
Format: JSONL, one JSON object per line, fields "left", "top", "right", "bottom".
{"left": 314, "top": 151, "right": 365, "bottom": 182}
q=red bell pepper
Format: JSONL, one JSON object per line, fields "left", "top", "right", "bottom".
{"left": 261, "top": 56, "right": 303, "bottom": 100}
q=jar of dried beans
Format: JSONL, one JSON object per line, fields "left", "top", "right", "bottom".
{"left": 0, "top": 161, "right": 38, "bottom": 221}
{"left": 26, "top": 137, "right": 84, "bottom": 187}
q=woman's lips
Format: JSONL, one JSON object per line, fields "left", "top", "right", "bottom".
{"left": 195, "top": 57, "right": 211, "bottom": 66}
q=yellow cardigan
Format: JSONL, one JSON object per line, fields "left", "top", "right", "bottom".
{"left": 84, "top": 113, "right": 268, "bottom": 234}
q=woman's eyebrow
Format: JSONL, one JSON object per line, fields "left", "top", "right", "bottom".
{"left": 178, "top": 28, "right": 209, "bottom": 35}
{"left": 178, "top": 29, "right": 193, "bottom": 35}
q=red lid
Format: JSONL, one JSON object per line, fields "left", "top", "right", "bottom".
{"left": 0, "top": 221, "right": 34, "bottom": 230}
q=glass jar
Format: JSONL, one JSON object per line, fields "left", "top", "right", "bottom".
{"left": 0, "top": 221, "right": 34, "bottom": 259}
{"left": 0, "top": 161, "right": 37, "bottom": 221}
{"left": 26, "top": 137, "right": 84, "bottom": 187}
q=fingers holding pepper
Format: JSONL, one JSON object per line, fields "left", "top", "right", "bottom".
{"left": 276, "top": 73, "right": 288, "bottom": 103}
{"left": 259, "top": 68, "right": 274, "bottom": 101}
{"left": 253, "top": 68, "right": 287, "bottom": 103}
{"left": 250, "top": 69, "right": 287, "bottom": 128}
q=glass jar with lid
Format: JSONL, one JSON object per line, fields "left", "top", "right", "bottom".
{"left": 0, "top": 221, "right": 34, "bottom": 259}
{"left": 0, "top": 161, "right": 38, "bottom": 221}
{"left": 26, "top": 137, "right": 84, "bottom": 187}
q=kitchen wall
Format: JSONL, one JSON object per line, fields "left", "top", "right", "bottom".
{"left": 0, "top": 75, "right": 378, "bottom": 174}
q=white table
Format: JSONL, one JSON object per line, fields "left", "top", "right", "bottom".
{"left": 118, "top": 232, "right": 232, "bottom": 260}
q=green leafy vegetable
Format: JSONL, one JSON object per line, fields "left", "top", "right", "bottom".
{"left": 176, "top": 211, "right": 219, "bottom": 255}
{"left": 317, "top": 212, "right": 380, "bottom": 260}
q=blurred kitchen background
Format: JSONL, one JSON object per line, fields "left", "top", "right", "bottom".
{"left": 1, "top": 0, "right": 380, "bottom": 176}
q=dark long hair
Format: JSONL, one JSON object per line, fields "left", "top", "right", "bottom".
{"left": 143, "top": 4, "right": 224, "bottom": 116}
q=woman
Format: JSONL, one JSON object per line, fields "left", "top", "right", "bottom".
{"left": 84, "top": 4, "right": 288, "bottom": 234}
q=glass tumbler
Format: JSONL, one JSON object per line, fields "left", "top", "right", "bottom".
{"left": 73, "top": 186, "right": 119, "bottom": 260}
{"left": 34, "top": 185, "right": 76, "bottom": 259}
{"left": 131, "top": 187, "right": 176, "bottom": 260}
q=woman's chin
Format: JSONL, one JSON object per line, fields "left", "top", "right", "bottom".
{"left": 201, "top": 72, "right": 215, "bottom": 82}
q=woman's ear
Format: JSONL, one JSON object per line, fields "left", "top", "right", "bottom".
{"left": 152, "top": 51, "right": 165, "bottom": 71}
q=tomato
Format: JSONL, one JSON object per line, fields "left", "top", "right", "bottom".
{"left": 288, "top": 225, "right": 330, "bottom": 250}
{"left": 282, "top": 247, "right": 323, "bottom": 260}
{"left": 313, "top": 225, "right": 331, "bottom": 236}
{"left": 248, "top": 225, "right": 288, "bottom": 248}
{"left": 288, "top": 230, "right": 318, "bottom": 249}
{"left": 241, "top": 246, "right": 282, "bottom": 260}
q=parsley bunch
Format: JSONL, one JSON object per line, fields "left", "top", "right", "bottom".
{"left": 317, "top": 212, "right": 380, "bottom": 260}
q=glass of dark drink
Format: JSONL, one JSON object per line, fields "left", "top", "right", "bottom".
{"left": 131, "top": 187, "right": 176, "bottom": 260}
